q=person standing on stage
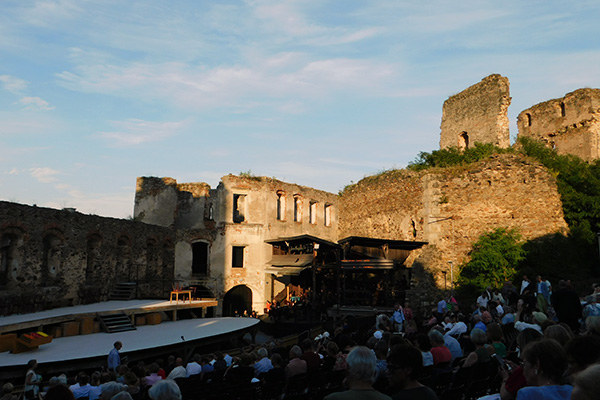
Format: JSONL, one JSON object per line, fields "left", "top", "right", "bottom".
{"left": 108, "top": 341, "right": 123, "bottom": 372}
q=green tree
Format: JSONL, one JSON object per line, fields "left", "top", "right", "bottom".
{"left": 457, "top": 228, "right": 525, "bottom": 291}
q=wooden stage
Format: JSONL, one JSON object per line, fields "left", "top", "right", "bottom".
{"left": 0, "top": 300, "right": 260, "bottom": 380}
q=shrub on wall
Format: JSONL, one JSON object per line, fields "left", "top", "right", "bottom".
{"left": 457, "top": 228, "right": 525, "bottom": 291}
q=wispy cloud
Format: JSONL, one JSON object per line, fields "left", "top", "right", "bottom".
{"left": 99, "top": 118, "right": 187, "bottom": 147}
{"left": 17, "top": 96, "right": 55, "bottom": 111}
{"left": 30, "top": 167, "right": 60, "bottom": 183}
{"left": 0, "top": 75, "right": 27, "bottom": 94}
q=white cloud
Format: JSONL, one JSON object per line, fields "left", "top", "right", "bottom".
{"left": 56, "top": 49, "right": 396, "bottom": 111}
{"left": 99, "top": 118, "right": 187, "bottom": 147}
{"left": 0, "top": 75, "right": 27, "bottom": 94}
{"left": 30, "top": 167, "right": 60, "bottom": 183}
{"left": 17, "top": 96, "right": 55, "bottom": 111}
{"left": 8, "top": 168, "right": 18, "bottom": 175}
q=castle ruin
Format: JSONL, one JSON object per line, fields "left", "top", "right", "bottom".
{"left": 440, "top": 74, "right": 511, "bottom": 151}
{"left": 517, "top": 88, "right": 600, "bottom": 161}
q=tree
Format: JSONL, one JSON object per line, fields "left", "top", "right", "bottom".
{"left": 457, "top": 228, "right": 525, "bottom": 291}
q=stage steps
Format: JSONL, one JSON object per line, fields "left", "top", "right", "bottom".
{"left": 97, "top": 312, "right": 137, "bottom": 333}
{"left": 108, "top": 282, "right": 136, "bottom": 300}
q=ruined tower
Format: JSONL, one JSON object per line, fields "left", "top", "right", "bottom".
{"left": 517, "top": 88, "right": 600, "bottom": 161}
{"left": 440, "top": 74, "right": 511, "bottom": 150}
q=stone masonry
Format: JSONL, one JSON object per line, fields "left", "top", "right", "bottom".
{"left": 338, "top": 154, "right": 568, "bottom": 289}
{"left": 0, "top": 201, "right": 174, "bottom": 315}
{"left": 517, "top": 88, "right": 600, "bottom": 161}
{"left": 440, "top": 74, "right": 511, "bottom": 150}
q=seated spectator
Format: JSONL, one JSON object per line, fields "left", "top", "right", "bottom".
{"left": 88, "top": 371, "right": 102, "bottom": 400}
{"left": 543, "top": 324, "right": 572, "bottom": 348}
{"left": 488, "top": 322, "right": 507, "bottom": 358}
{"left": 1, "top": 383, "right": 17, "bottom": 400}
{"left": 325, "top": 346, "right": 391, "bottom": 400}
{"left": 100, "top": 382, "right": 126, "bottom": 400}
{"left": 571, "top": 363, "right": 600, "bottom": 400}
{"left": 261, "top": 353, "right": 285, "bottom": 384}
{"left": 386, "top": 343, "right": 438, "bottom": 400}
{"left": 285, "top": 345, "right": 307, "bottom": 379}
{"left": 413, "top": 334, "right": 433, "bottom": 367}
{"left": 212, "top": 351, "right": 228, "bottom": 376}
{"left": 428, "top": 329, "right": 451, "bottom": 367}
{"left": 148, "top": 380, "right": 182, "bottom": 400}
{"left": 322, "top": 341, "right": 340, "bottom": 373}
{"left": 45, "top": 385, "right": 75, "bottom": 400}
{"left": 224, "top": 352, "right": 255, "bottom": 384}
{"left": 144, "top": 363, "right": 163, "bottom": 387}
{"left": 200, "top": 356, "right": 215, "bottom": 380}
{"left": 123, "top": 372, "right": 141, "bottom": 397}
{"left": 166, "top": 358, "right": 186, "bottom": 380}
{"left": 461, "top": 328, "right": 491, "bottom": 368}
{"left": 444, "top": 313, "right": 467, "bottom": 337}
{"left": 564, "top": 335, "right": 600, "bottom": 379}
{"left": 254, "top": 347, "right": 274, "bottom": 377}
{"left": 185, "top": 354, "right": 202, "bottom": 377}
{"left": 517, "top": 339, "right": 572, "bottom": 399}
{"left": 69, "top": 372, "right": 92, "bottom": 399}
{"left": 374, "top": 340, "right": 389, "bottom": 382}
{"left": 431, "top": 326, "right": 462, "bottom": 362}
{"left": 301, "top": 338, "right": 321, "bottom": 373}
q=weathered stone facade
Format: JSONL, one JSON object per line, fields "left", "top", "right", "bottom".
{"left": 0, "top": 201, "right": 174, "bottom": 315}
{"left": 338, "top": 154, "right": 568, "bottom": 288}
{"left": 517, "top": 88, "right": 600, "bottom": 161}
{"left": 134, "top": 175, "right": 338, "bottom": 316}
{"left": 440, "top": 74, "right": 511, "bottom": 150}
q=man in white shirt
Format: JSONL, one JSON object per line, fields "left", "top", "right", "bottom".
{"left": 185, "top": 354, "right": 202, "bottom": 377}
{"left": 167, "top": 358, "right": 186, "bottom": 380}
{"left": 69, "top": 373, "right": 92, "bottom": 399}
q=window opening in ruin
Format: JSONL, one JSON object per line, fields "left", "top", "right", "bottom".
{"left": 162, "top": 241, "right": 173, "bottom": 281}
{"left": 192, "top": 242, "right": 209, "bottom": 275}
{"left": 411, "top": 220, "right": 417, "bottom": 238}
{"left": 205, "top": 203, "right": 214, "bottom": 221}
{"left": 116, "top": 236, "right": 131, "bottom": 280}
{"left": 560, "top": 102, "right": 566, "bottom": 117}
{"left": 526, "top": 113, "right": 532, "bottom": 127}
{"left": 86, "top": 234, "right": 102, "bottom": 283}
{"left": 309, "top": 201, "right": 318, "bottom": 224}
{"left": 233, "top": 194, "right": 246, "bottom": 223}
{"left": 294, "top": 195, "right": 302, "bottom": 222}
{"left": 146, "top": 238, "right": 159, "bottom": 282}
{"left": 276, "top": 190, "right": 286, "bottom": 221}
{"left": 42, "top": 233, "right": 62, "bottom": 281}
{"left": 324, "top": 204, "right": 332, "bottom": 227}
{"left": 0, "top": 233, "right": 18, "bottom": 286}
{"left": 458, "top": 131, "right": 469, "bottom": 151}
{"left": 232, "top": 246, "right": 245, "bottom": 268}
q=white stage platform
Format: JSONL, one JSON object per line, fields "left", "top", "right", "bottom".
{"left": 0, "top": 299, "right": 218, "bottom": 333}
{"left": 0, "top": 317, "right": 259, "bottom": 368}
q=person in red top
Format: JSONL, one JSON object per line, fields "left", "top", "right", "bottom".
{"left": 428, "top": 330, "right": 452, "bottom": 366}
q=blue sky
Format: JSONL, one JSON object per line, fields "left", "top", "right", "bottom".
{"left": 1, "top": 0, "right": 600, "bottom": 218}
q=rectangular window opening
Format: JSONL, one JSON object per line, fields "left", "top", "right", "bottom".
{"left": 233, "top": 194, "right": 246, "bottom": 223}
{"left": 232, "top": 246, "right": 245, "bottom": 268}
{"left": 309, "top": 201, "right": 318, "bottom": 224}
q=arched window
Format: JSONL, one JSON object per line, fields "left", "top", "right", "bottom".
{"left": 42, "top": 231, "right": 63, "bottom": 282}
{"left": 458, "top": 131, "right": 469, "bottom": 151}
{"left": 116, "top": 236, "right": 131, "bottom": 281}
{"left": 0, "top": 231, "right": 22, "bottom": 286}
{"left": 276, "top": 190, "right": 286, "bottom": 221}
{"left": 86, "top": 234, "right": 102, "bottom": 283}
{"left": 293, "top": 195, "right": 302, "bottom": 222}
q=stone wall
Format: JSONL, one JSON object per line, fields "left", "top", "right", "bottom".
{"left": 440, "top": 74, "right": 511, "bottom": 150}
{"left": 517, "top": 88, "right": 600, "bottom": 161}
{"left": 134, "top": 174, "right": 338, "bottom": 315}
{"left": 0, "top": 201, "right": 174, "bottom": 315}
{"left": 338, "top": 154, "right": 568, "bottom": 290}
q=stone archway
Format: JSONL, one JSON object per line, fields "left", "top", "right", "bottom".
{"left": 222, "top": 285, "right": 252, "bottom": 317}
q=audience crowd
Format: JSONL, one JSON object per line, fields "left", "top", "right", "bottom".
{"left": 7, "top": 276, "right": 600, "bottom": 400}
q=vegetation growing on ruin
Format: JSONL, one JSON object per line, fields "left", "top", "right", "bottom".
{"left": 407, "top": 143, "right": 514, "bottom": 171}
{"left": 457, "top": 228, "right": 524, "bottom": 293}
